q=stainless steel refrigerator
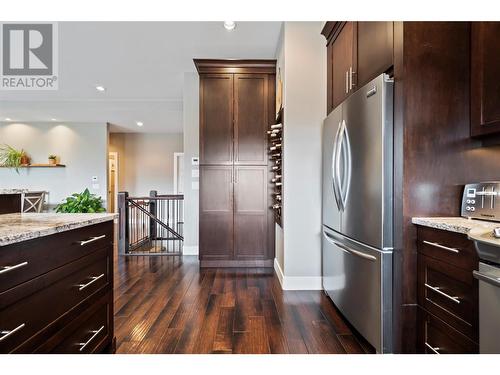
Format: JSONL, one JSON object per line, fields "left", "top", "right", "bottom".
{"left": 322, "top": 73, "right": 394, "bottom": 353}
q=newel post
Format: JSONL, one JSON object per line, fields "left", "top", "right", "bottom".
{"left": 118, "top": 191, "right": 129, "bottom": 255}
{"left": 149, "top": 190, "right": 157, "bottom": 240}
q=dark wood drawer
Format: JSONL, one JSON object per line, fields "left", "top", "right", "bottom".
{"left": 0, "top": 221, "right": 113, "bottom": 293}
{"left": 0, "top": 248, "right": 110, "bottom": 353}
{"left": 418, "top": 254, "right": 478, "bottom": 340}
{"left": 50, "top": 299, "right": 111, "bottom": 353}
{"left": 417, "top": 308, "right": 478, "bottom": 354}
{"left": 417, "top": 226, "right": 477, "bottom": 270}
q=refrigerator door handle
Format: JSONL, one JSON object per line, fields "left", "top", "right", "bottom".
{"left": 339, "top": 121, "right": 352, "bottom": 209}
{"left": 322, "top": 229, "right": 377, "bottom": 262}
{"left": 334, "top": 120, "right": 345, "bottom": 211}
{"left": 332, "top": 122, "right": 343, "bottom": 211}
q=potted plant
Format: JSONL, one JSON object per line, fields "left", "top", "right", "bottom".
{"left": 48, "top": 154, "right": 57, "bottom": 165}
{"left": 0, "top": 144, "right": 29, "bottom": 173}
{"left": 56, "top": 188, "right": 106, "bottom": 213}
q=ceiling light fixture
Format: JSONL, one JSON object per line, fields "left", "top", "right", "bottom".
{"left": 224, "top": 21, "right": 236, "bottom": 31}
{"left": 51, "top": 118, "right": 57, "bottom": 121}
{"left": 95, "top": 85, "right": 106, "bottom": 92}
{"left": 4, "top": 118, "right": 12, "bottom": 121}
{"left": 136, "top": 121, "right": 143, "bottom": 127}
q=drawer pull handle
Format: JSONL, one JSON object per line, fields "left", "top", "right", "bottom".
{"left": 78, "top": 325, "right": 105, "bottom": 352}
{"left": 423, "top": 240, "right": 460, "bottom": 254}
{"left": 79, "top": 235, "right": 106, "bottom": 246}
{"left": 425, "top": 342, "right": 441, "bottom": 354}
{"left": 0, "top": 323, "right": 26, "bottom": 342}
{"left": 78, "top": 273, "right": 105, "bottom": 291}
{"left": 0, "top": 261, "right": 28, "bottom": 275}
{"left": 424, "top": 283, "right": 460, "bottom": 304}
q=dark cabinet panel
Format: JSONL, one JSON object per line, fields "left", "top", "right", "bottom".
{"left": 471, "top": 22, "right": 500, "bottom": 136}
{"left": 332, "top": 22, "right": 356, "bottom": 109}
{"left": 234, "top": 166, "right": 268, "bottom": 259}
{"left": 0, "top": 194, "right": 21, "bottom": 214}
{"left": 199, "top": 166, "right": 234, "bottom": 259}
{"left": 357, "top": 22, "right": 393, "bottom": 88}
{"left": 234, "top": 74, "right": 269, "bottom": 165}
{"left": 200, "top": 74, "right": 233, "bottom": 164}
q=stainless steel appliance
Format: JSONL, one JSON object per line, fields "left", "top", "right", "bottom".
{"left": 322, "top": 73, "right": 393, "bottom": 353}
{"left": 461, "top": 182, "right": 500, "bottom": 221}
{"left": 465, "top": 182, "right": 500, "bottom": 353}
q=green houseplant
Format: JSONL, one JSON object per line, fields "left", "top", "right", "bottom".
{"left": 0, "top": 144, "right": 29, "bottom": 173}
{"left": 56, "top": 188, "right": 106, "bottom": 213}
{"left": 48, "top": 154, "right": 57, "bottom": 165}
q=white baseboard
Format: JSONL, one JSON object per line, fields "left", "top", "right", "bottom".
{"left": 273, "top": 258, "right": 323, "bottom": 291}
{"left": 183, "top": 245, "right": 199, "bottom": 255}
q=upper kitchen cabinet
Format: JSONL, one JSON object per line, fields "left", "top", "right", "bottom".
{"left": 322, "top": 21, "right": 394, "bottom": 114}
{"left": 471, "top": 22, "right": 500, "bottom": 137}
{"left": 199, "top": 74, "right": 234, "bottom": 165}
{"left": 357, "top": 22, "right": 394, "bottom": 88}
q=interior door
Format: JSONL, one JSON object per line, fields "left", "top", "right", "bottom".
{"left": 234, "top": 166, "right": 268, "bottom": 259}
{"left": 341, "top": 74, "right": 393, "bottom": 249}
{"left": 200, "top": 74, "right": 234, "bottom": 164}
{"left": 199, "top": 165, "right": 233, "bottom": 259}
{"left": 234, "top": 74, "right": 269, "bottom": 165}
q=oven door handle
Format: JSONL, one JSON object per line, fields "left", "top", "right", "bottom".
{"left": 473, "top": 270, "right": 500, "bottom": 288}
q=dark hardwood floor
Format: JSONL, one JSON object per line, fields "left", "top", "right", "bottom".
{"left": 113, "top": 254, "right": 374, "bottom": 354}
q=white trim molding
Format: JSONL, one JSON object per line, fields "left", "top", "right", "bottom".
{"left": 183, "top": 245, "right": 199, "bottom": 256}
{"left": 274, "top": 258, "right": 323, "bottom": 291}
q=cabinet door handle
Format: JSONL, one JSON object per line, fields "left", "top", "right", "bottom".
{"left": 425, "top": 342, "right": 441, "bottom": 354}
{"left": 424, "top": 283, "right": 460, "bottom": 304}
{"left": 77, "top": 273, "right": 105, "bottom": 291}
{"left": 422, "top": 240, "right": 460, "bottom": 254}
{"left": 0, "top": 323, "right": 26, "bottom": 342}
{"left": 0, "top": 261, "right": 28, "bottom": 275}
{"left": 349, "top": 66, "right": 356, "bottom": 90}
{"left": 78, "top": 234, "right": 106, "bottom": 246}
{"left": 345, "top": 71, "right": 349, "bottom": 93}
{"left": 78, "top": 325, "right": 105, "bottom": 352}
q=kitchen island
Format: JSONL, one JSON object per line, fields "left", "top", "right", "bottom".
{"left": 0, "top": 213, "right": 116, "bottom": 354}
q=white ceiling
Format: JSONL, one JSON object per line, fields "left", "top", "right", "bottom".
{"left": 0, "top": 21, "right": 282, "bottom": 132}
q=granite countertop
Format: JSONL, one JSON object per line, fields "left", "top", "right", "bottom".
{"left": 0, "top": 213, "right": 117, "bottom": 247}
{"left": 0, "top": 189, "right": 29, "bottom": 194}
{"left": 412, "top": 216, "right": 499, "bottom": 235}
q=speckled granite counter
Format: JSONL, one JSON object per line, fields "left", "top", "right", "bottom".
{"left": 412, "top": 216, "right": 499, "bottom": 234}
{"left": 0, "top": 213, "right": 117, "bottom": 246}
{"left": 0, "top": 189, "right": 28, "bottom": 194}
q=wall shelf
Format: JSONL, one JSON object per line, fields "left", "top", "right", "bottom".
{"left": 1, "top": 164, "right": 66, "bottom": 168}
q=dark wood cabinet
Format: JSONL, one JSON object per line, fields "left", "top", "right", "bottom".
{"left": 357, "top": 22, "right": 393, "bottom": 88}
{"left": 415, "top": 226, "right": 479, "bottom": 353}
{"left": 331, "top": 22, "right": 356, "bottom": 110}
{"left": 471, "top": 22, "right": 500, "bottom": 137}
{"left": 200, "top": 74, "right": 234, "bottom": 165}
{"left": 0, "top": 221, "right": 114, "bottom": 353}
{"left": 0, "top": 194, "right": 21, "bottom": 214}
{"left": 195, "top": 60, "right": 276, "bottom": 267}
{"left": 234, "top": 166, "right": 269, "bottom": 260}
{"left": 322, "top": 21, "right": 394, "bottom": 113}
{"left": 199, "top": 165, "right": 234, "bottom": 260}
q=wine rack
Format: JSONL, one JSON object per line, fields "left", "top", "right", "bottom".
{"left": 268, "top": 108, "right": 283, "bottom": 226}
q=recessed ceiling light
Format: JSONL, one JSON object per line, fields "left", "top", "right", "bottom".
{"left": 224, "top": 21, "right": 236, "bottom": 31}
{"left": 51, "top": 118, "right": 57, "bottom": 121}
{"left": 95, "top": 85, "right": 106, "bottom": 92}
{"left": 5, "top": 118, "right": 12, "bottom": 121}
{"left": 136, "top": 121, "right": 143, "bottom": 127}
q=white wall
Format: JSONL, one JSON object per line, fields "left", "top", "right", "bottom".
{"left": 182, "top": 72, "right": 200, "bottom": 255}
{"left": 0, "top": 122, "right": 108, "bottom": 207}
{"left": 108, "top": 132, "right": 183, "bottom": 196}
{"left": 275, "top": 22, "right": 326, "bottom": 290}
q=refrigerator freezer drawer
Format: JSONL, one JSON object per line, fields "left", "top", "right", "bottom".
{"left": 322, "top": 227, "right": 393, "bottom": 353}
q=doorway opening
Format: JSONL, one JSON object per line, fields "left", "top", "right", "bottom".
{"left": 108, "top": 152, "right": 119, "bottom": 213}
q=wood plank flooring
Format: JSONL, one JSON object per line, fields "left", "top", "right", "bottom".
{"left": 114, "top": 255, "right": 374, "bottom": 354}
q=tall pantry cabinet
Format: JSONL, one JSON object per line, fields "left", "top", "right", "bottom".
{"left": 194, "top": 60, "right": 276, "bottom": 267}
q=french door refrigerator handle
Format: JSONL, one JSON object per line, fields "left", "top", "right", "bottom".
{"left": 334, "top": 120, "right": 345, "bottom": 211}
{"left": 322, "top": 229, "right": 377, "bottom": 262}
{"left": 331, "top": 122, "right": 342, "bottom": 211}
{"left": 339, "top": 121, "right": 352, "bottom": 209}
